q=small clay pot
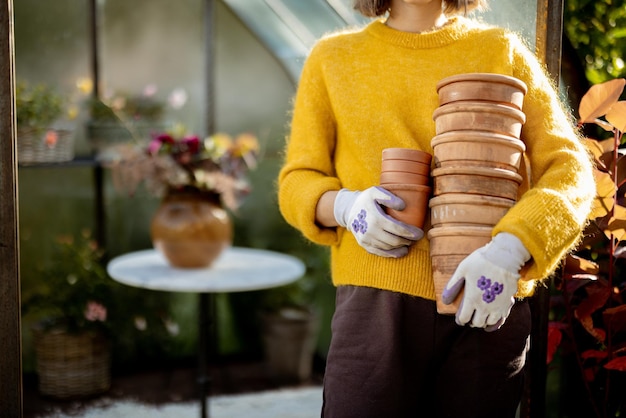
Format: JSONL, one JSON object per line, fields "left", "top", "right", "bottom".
{"left": 436, "top": 73, "right": 528, "bottom": 110}
{"left": 432, "top": 102, "right": 526, "bottom": 138}
{"left": 432, "top": 166, "right": 523, "bottom": 200}
{"left": 428, "top": 225, "right": 493, "bottom": 314}
{"left": 429, "top": 193, "right": 515, "bottom": 227}
{"left": 382, "top": 148, "right": 432, "bottom": 165}
{"left": 431, "top": 131, "right": 526, "bottom": 172}
{"left": 381, "top": 159, "right": 431, "bottom": 176}
{"left": 382, "top": 183, "right": 432, "bottom": 229}
{"left": 380, "top": 171, "right": 430, "bottom": 186}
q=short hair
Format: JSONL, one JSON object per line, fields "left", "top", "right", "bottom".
{"left": 353, "top": 0, "right": 488, "bottom": 18}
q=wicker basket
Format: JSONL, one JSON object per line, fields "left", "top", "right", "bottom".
{"left": 33, "top": 327, "right": 111, "bottom": 399}
{"left": 17, "top": 127, "right": 75, "bottom": 165}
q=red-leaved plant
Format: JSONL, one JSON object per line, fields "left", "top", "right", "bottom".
{"left": 548, "top": 78, "right": 626, "bottom": 417}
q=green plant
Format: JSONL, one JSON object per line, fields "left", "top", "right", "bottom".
{"left": 88, "top": 92, "right": 165, "bottom": 124}
{"left": 549, "top": 78, "right": 626, "bottom": 417}
{"left": 16, "top": 81, "right": 65, "bottom": 131}
{"left": 21, "top": 230, "right": 121, "bottom": 335}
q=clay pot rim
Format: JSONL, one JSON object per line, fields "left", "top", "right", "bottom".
{"left": 382, "top": 148, "right": 432, "bottom": 164}
{"left": 432, "top": 102, "right": 527, "bottom": 123}
{"left": 436, "top": 73, "right": 528, "bottom": 94}
{"left": 431, "top": 166, "right": 523, "bottom": 183}
{"left": 428, "top": 193, "right": 516, "bottom": 208}
{"left": 431, "top": 131, "right": 526, "bottom": 152}
{"left": 427, "top": 225, "right": 493, "bottom": 239}
{"left": 383, "top": 183, "right": 432, "bottom": 192}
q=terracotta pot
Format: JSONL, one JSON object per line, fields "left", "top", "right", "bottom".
{"left": 432, "top": 166, "right": 523, "bottom": 200}
{"left": 429, "top": 193, "right": 515, "bottom": 227}
{"left": 431, "top": 131, "right": 526, "bottom": 172}
{"left": 436, "top": 73, "right": 528, "bottom": 110}
{"left": 382, "top": 148, "right": 432, "bottom": 165}
{"left": 380, "top": 171, "right": 430, "bottom": 186}
{"left": 432, "top": 102, "right": 526, "bottom": 138}
{"left": 382, "top": 183, "right": 432, "bottom": 229}
{"left": 151, "top": 188, "right": 233, "bottom": 268}
{"left": 428, "top": 225, "right": 493, "bottom": 314}
{"left": 381, "top": 159, "right": 431, "bottom": 175}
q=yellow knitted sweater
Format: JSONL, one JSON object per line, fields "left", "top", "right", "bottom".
{"left": 278, "top": 16, "right": 595, "bottom": 300}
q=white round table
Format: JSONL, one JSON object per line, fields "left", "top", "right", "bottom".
{"left": 107, "top": 247, "right": 306, "bottom": 418}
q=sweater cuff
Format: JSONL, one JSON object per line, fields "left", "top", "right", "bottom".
{"left": 278, "top": 171, "right": 342, "bottom": 246}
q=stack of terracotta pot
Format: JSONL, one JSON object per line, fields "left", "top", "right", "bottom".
{"left": 427, "top": 73, "right": 528, "bottom": 314}
{"left": 380, "top": 147, "right": 432, "bottom": 229}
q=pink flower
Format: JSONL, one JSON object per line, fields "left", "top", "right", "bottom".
{"left": 84, "top": 301, "right": 107, "bottom": 322}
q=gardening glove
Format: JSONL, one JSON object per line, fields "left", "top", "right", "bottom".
{"left": 441, "top": 232, "right": 531, "bottom": 331}
{"left": 333, "top": 187, "right": 423, "bottom": 258}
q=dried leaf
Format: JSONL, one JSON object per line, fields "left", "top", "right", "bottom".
{"left": 606, "top": 101, "right": 626, "bottom": 133}
{"left": 603, "top": 305, "right": 626, "bottom": 334}
{"left": 605, "top": 205, "right": 626, "bottom": 241}
{"left": 590, "top": 169, "right": 616, "bottom": 219}
{"left": 575, "top": 283, "right": 611, "bottom": 342}
{"left": 581, "top": 349, "right": 609, "bottom": 360}
{"left": 604, "top": 357, "right": 626, "bottom": 371}
{"left": 579, "top": 79, "right": 626, "bottom": 123}
{"left": 563, "top": 253, "right": 600, "bottom": 276}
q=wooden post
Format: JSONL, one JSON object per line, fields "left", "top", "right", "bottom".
{"left": 0, "top": 0, "right": 23, "bottom": 416}
{"left": 521, "top": 0, "right": 564, "bottom": 417}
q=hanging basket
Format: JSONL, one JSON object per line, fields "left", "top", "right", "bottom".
{"left": 17, "top": 127, "right": 75, "bottom": 165}
{"left": 33, "top": 326, "right": 111, "bottom": 399}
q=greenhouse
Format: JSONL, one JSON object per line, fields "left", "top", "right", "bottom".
{"left": 1, "top": 0, "right": 625, "bottom": 417}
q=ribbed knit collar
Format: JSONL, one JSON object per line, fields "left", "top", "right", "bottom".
{"left": 366, "top": 16, "right": 481, "bottom": 49}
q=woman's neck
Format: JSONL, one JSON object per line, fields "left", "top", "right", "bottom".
{"left": 385, "top": 1, "right": 448, "bottom": 33}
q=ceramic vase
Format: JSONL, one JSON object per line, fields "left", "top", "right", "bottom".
{"left": 151, "top": 187, "right": 233, "bottom": 268}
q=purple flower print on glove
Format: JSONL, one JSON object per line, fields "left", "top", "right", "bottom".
{"left": 351, "top": 209, "right": 368, "bottom": 234}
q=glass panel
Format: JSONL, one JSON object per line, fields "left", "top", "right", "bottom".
{"left": 98, "top": 0, "right": 205, "bottom": 135}
{"left": 481, "top": 0, "right": 537, "bottom": 48}
{"left": 225, "top": 0, "right": 538, "bottom": 82}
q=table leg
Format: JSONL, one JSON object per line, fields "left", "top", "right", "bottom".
{"left": 198, "top": 292, "right": 215, "bottom": 418}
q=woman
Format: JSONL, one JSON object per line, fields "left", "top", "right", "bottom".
{"left": 278, "top": 0, "right": 595, "bottom": 416}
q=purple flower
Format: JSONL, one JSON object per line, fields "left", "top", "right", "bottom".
{"left": 182, "top": 135, "right": 201, "bottom": 154}
{"left": 483, "top": 290, "right": 496, "bottom": 303}
{"left": 477, "top": 276, "right": 491, "bottom": 290}
{"left": 351, "top": 210, "right": 368, "bottom": 234}
{"left": 492, "top": 282, "right": 504, "bottom": 295}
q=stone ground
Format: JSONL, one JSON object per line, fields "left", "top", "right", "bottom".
{"left": 23, "top": 356, "right": 325, "bottom": 418}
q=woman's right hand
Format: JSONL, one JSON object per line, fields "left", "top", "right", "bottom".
{"left": 333, "top": 187, "right": 423, "bottom": 258}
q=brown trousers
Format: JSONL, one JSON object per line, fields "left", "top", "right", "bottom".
{"left": 322, "top": 285, "right": 531, "bottom": 418}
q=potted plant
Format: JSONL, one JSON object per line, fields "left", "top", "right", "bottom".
{"left": 86, "top": 85, "right": 187, "bottom": 156}
{"left": 105, "top": 127, "right": 259, "bottom": 268}
{"left": 548, "top": 78, "right": 626, "bottom": 417}
{"left": 16, "top": 81, "right": 76, "bottom": 164}
{"left": 257, "top": 274, "right": 321, "bottom": 384}
{"left": 21, "top": 230, "right": 121, "bottom": 399}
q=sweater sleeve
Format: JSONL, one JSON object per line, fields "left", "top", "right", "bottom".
{"left": 278, "top": 44, "right": 343, "bottom": 246}
{"left": 492, "top": 33, "right": 595, "bottom": 281}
